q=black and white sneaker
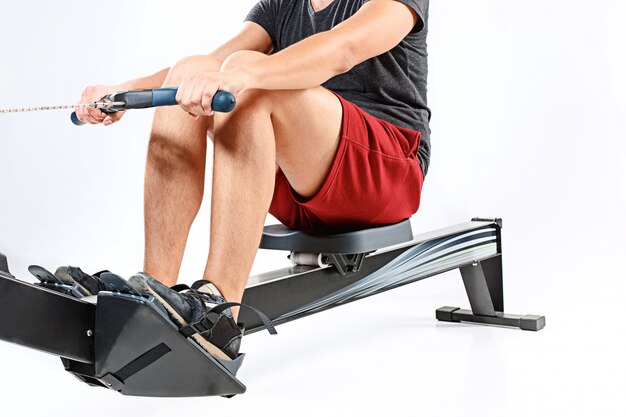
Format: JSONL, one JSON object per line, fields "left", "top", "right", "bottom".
{"left": 129, "top": 273, "right": 276, "bottom": 361}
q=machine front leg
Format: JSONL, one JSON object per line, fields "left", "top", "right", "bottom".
{"left": 436, "top": 256, "right": 545, "bottom": 331}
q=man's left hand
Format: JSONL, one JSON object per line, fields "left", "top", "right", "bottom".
{"left": 176, "top": 70, "right": 250, "bottom": 118}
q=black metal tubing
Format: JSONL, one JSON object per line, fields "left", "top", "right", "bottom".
{"left": 460, "top": 258, "right": 502, "bottom": 316}
{"left": 241, "top": 245, "right": 412, "bottom": 333}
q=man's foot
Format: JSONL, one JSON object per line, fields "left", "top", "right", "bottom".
{"left": 54, "top": 266, "right": 112, "bottom": 296}
{"left": 128, "top": 273, "right": 243, "bottom": 361}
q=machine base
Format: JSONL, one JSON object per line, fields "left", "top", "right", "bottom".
{"left": 436, "top": 306, "right": 546, "bottom": 331}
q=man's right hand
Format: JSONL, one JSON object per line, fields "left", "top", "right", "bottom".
{"left": 75, "top": 84, "right": 128, "bottom": 126}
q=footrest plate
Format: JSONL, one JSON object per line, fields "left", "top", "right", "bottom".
{"left": 63, "top": 293, "right": 247, "bottom": 397}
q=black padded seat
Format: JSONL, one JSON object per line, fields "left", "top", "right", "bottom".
{"left": 259, "top": 219, "right": 413, "bottom": 254}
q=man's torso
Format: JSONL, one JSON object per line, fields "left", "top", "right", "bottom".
{"left": 247, "top": 0, "right": 431, "bottom": 174}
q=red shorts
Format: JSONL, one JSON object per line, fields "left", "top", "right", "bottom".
{"left": 269, "top": 92, "right": 424, "bottom": 231}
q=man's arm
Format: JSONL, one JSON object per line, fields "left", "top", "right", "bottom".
{"left": 76, "top": 22, "right": 272, "bottom": 124}
{"left": 122, "top": 22, "right": 273, "bottom": 91}
{"left": 239, "top": 0, "right": 419, "bottom": 90}
{"left": 177, "top": 0, "right": 420, "bottom": 116}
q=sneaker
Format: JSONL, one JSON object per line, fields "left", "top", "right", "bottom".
{"left": 128, "top": 273, "right": 244, "bottom": 361}
{"left": 54, "top": 266, "right": 112, "bottom": 296}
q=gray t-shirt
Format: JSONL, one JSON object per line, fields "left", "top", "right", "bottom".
{"left": 246, "top": 0, "right": 431, "bottom": 175}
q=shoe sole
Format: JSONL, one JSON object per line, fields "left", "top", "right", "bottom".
{"left": 54, "top": 269, "right": 94, "bottom": 296}
{"left": 143, "top": 285, "right": 232, "bottom": 361}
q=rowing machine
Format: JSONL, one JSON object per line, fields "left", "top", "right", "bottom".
{"left": 0, "top": 217, "right": 544, "bottom": 397}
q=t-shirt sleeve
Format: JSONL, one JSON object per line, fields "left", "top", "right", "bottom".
{"left": 245, "top": 0, "right": 279, "bottom": 49}
{"left": 387, "top": 0, "right": 429, "bottom": 33}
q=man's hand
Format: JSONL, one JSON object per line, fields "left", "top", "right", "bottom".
{"left": 75, "top": 84, "right": 128, "bottom": 126}
{"left": 176, "top": 69, "right": 251, "bottom": 119}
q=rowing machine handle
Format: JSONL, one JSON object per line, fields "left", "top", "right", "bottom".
{"left": 71, "top": 88, "right": 236, "bottom": 126}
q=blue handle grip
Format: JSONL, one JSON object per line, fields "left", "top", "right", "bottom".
{"left": 71, "top": 88, "right": 236, "bottom": 126}
{"left": 151, "top": 87, "right": 178, "bottom": 107}
{"left": 210, "top": 90, "right": 238, "bottom": 113}
{"left": 151, "top": 88, "right": 236, "bottom": 113}
{"left": 71, "top": 111, "right": 86, "bottom": 126}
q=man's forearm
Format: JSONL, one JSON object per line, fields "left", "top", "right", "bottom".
{"left": 120, "top": 51, "right": 230, "bottom": 91}
{"left": 113, "top": 29, "right": 351, "bottom": 100}
{"left": 117, "top": 29, "right": 349, "bottom": 93}
{"left": 241, "top": 30, "right": 354, "bottom": 91}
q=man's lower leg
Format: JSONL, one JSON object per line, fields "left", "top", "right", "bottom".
{"left": 143, "top": 108, "right": 209, "bottom": 287}
{"left": 143, "top": 56, "right": 224, "bottom": 286}
{"left": 203, "top": 98, "right": 277, "bottom": 315}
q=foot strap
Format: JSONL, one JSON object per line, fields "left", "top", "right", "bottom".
{"left": 179, "top": 302, "right": 278, "bottom": 338}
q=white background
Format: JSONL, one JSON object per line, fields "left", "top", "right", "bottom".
{"left": 0, "top": 0, "right": 625, "bottom": 416}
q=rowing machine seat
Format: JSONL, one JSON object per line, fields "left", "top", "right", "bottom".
{"left": 259, "top": 219, "right": 413, "bottom": 254}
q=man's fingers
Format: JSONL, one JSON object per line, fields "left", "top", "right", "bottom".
{"left": 201, "top": 87, "right": 215, "bottom": 117}
{"left": 76, "top": 96, "right": 103, "bottom": 124}
{"left": 110, "top": 111, "right": 125, "bottom": 122}
{"left": 78, "top": 87, "right": 100, "bottom": 124}
{"left": 178, "top": 76, "right": 220, "bottom": 117}
{"left": 188, "top": 78, "right": 206, "bottom": 116}
{"left": 102, "top": 115, "right": 114, "bottom": 126}
{"left": 85, "top": 107, "right": 105, "bottom": 125}
{"left": 75, "top": 84, "right": 128, "bottom": 125}
{"left": 178, "top": 80, "right": 194, "bottom": 114}
{"left": 103, "top": 111, "right": 125, "bottom": 126}
{"left": 77, "top": 105, "right": 98, "bottom": 125}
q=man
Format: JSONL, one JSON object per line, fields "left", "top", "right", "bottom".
{"left": 71, "top": 0, "right": 431, "bottom": 361}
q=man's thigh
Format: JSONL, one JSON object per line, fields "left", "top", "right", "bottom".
{"left": 269, "top": 92, "right": 424, "bottom": 231}
{"left": 215, "top": 50, "right": 342, "bottom": 197}
{"left": 267, "top": 87, "right": 343, "bottom": 199}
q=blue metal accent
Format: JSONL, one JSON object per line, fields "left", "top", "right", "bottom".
{"left": 151, "top": 88, "right": 236, "bottom": 112}
{"left": 70, "top": 112, "right": 85, "bottom": 126}
{"left": 150, "top": 88, "right": 236, "bottom": 112}
{"left": 152, "top": 87, "right": 237, "bottom": 113}
{"left": 151, "top": 88, "right": 178, "bottom": 107}
{"left": 211, "top": 91, "right": 237, "bottom": 113}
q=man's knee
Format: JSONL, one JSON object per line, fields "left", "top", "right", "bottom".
{"left": 220, "top": 50, "right": 267, "bottom": 73}
{"left": 216, "top": 51, "right": 321, "bottom": 142}
{"left": 221, "top": 51, "right": 314, "bottom": 115}
{"left": 163, "top": 54, "right": 223, "bottom": 86}
{"left": 164, "top": 51, "right": 266, "bottom": 87}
